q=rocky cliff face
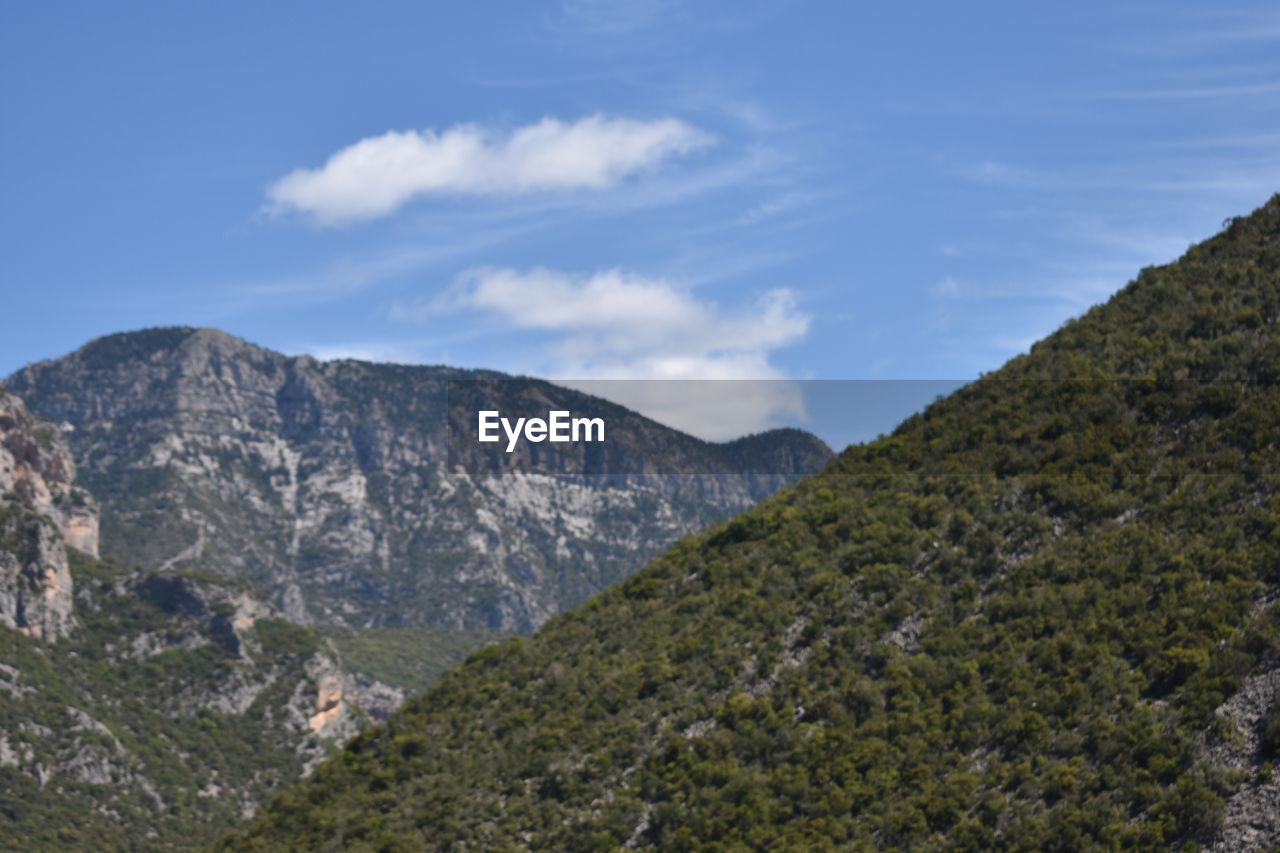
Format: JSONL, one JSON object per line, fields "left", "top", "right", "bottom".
{"left": 0, "top": 383, "right": 409, "bottom": 847}
{"left": 8, "top": 328, "right": 831, "bottom": 632}
{"left": 0, "top": 387, "right": 98, "bottom": 640}
{"left": 103, "top": 569, "right": 402, "bottom": 746}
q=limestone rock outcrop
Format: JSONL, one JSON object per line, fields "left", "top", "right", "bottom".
{"left": 8, "top": 328, "right": 831, "bottom": 632}
{"left": 0, "top": 387, "right": 99, "bottom": 640}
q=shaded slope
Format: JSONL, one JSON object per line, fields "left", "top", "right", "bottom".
{"left": 224, "top": 197, "right": 1280, "bottom": 850}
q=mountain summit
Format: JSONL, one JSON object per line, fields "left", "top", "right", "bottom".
{"left": 7, "top": 330, "right": 829, "bottom": 633}
{"left": 225, "top": 199, "right": 1280, "bottom": 850}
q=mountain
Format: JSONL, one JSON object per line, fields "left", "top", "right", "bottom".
{"left": 0, "top": 553, "right": 405, "bottom": 850}
{"left": 0, "top": 386, "right": 405, "bottom": 849}
{"left": 0, "top": 388, "right": 97, "bottom": 641}
{"left": 223, "top": 198, "right": 1280, "bottom": 851}
{"left": 6, "top": 331, "right": 831, "bottom": 633}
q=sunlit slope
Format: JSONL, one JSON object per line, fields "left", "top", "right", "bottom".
{"left": 224, "top": 196, "right": 1280, "bottom": 850}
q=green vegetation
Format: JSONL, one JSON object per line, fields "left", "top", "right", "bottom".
{"left": 0, "top": 548, "right": 507, "bottom": 850}
{"left": 255, "top": 617, "right": 324, "bottom": 659}
{"left": 0, "top": 552, "right": 326, "bottom": 851}
{"left": 223, "top": 196, "right": 1280, "bottom": 849}
{"left": 321, "top": 626, "right": 506, "bottom": 694}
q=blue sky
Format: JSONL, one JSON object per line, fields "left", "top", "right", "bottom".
{"left": 3, "top": 2, "right": 1280, "bottom": 446}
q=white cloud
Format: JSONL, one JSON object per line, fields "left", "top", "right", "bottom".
{"left": 400, "top": 266, "right": 811, "bottom": 438}
{"left": 266, "top": 115, "right": 712, "bottom": 225}
{"left": 449, "top": 267, "right": 806, "bottom": 373}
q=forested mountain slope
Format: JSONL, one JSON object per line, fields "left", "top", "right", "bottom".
{"left": 1, "top": 553, "right": 403, "bottom": 851}
{"left": 224, "top": 197, "right": 1280, "bottom": 850}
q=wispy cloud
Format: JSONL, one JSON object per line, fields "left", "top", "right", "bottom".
{"left": 735, "top": 190, "right": 825, "bottom": 226}
{"left": 1153, "top": 8, "right": 1280, "bottom": 48}
{"left": 558, "top": 0, "right": 677, "bottom": 33}
{"left": 239, "top": 247, "right": 447, "bottom": 300}
{"left": 1094, "top": 79, "right": 1280, "bottom": 101}
{"left": 930, "top": 276, "right": 960, "bottom": 299}
{"left": 933, "top": 124, "right": 1280, "bottom": 373}
{"left": 956, "top": 154, "right": 1280, "bottom": 199}
{"left": 219, "top": 221, "right": 541, "bottom": 309}
{"left": 265, "top": 115, "right": 713, "bottom": 225}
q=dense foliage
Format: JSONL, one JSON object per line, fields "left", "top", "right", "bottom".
{"left": 223, "top": 196, "right": 1280, "bottom": 850}
{"left": 0, "top": 548, "right": 508, "bottom": 851}
{"left": 321, "top": 625, "right": 506, "bottom": 694}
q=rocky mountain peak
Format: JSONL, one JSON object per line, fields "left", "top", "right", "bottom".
{"left": 8, "top": 329, "right": 832, "bottom": 632}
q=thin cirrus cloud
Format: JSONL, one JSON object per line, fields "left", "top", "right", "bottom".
{"left": 395, "top": 266, "right": 811, "bottom": 438}
{"left": 558, "top": 0, "right": 676, "bottom": 33}
{"left": 265, "top": 114, "right": 713, "bottom": 225}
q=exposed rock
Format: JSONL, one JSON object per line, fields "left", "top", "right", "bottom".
{"left": 742, "top": 616, "right": 817, "bottom": 699}
{"left": 295, "top": 654, "right": 376, "bottom": 739}
{"left": 0, "top": 660, "right": 31, "bottom": 697}
{"left": 1203, "top": 668, "right": 1280, "bottom": 770}
{"left": 1203, "top": 666, "right": 1280, "bottom": 852}
{"left": 346, "top": 672, "right": 405, "bottom": 724}
{"left": 682, "top": 718, "right": 717, "bottom": 739}
{"left": 1212, "top": 775, "right": 1280, "bottom": 853}
{"left": 58, "top": 742, "right": 122, "bottom": 786}
{"left": 0, "top": 508, "right": 71, "bottom": 640}
{"left": 0, "top": 734, "right": 19, "bottom": 767}
{"left": 0, "top": 387, "right": 99, "bottom": 641}
{"left": 7, "top": 328, "right": 831, "bottom": 633}
{"left": 307, "top": 671, "right": 345, "bottom": 734}
{"left": 0, "top": 549, "right": 404, "bottom": 846}
{"left": 0, "top": 388, "right": 98, "bottom": 557}
{"left": 884, "top": 611, "right": 924, "bottom": 653}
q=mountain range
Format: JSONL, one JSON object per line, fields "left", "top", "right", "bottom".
{"left": 6, "top": 329, "right": 830, "bottom": 634}
{"left": 0, "top": 331, "right": 828, "bottom": 848}
{"left": 222, "top": 197, "right": 1280, "bottom": 850}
